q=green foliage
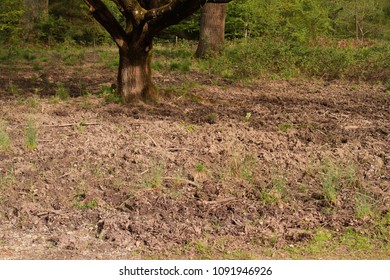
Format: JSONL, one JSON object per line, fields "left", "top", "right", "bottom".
{"left": 72, "top": 183, "right": 98, "bottom": 210}
{"left": 227, "top": 0, "right": 390, "bottom": 41}
{"left": 196, "top": 38, "right": 390, "bottom": 82}
{"left": 55, "top": 83, "right": 70, "bottom": 100}
{"left": 0, "top": 0, "right": 23, "bottom": 42}
{"left": 100, "top": 85, "right": 122, "bottom": 104}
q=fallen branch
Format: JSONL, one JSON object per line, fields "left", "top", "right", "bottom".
{"left": 201, "top": 197, "right": 237, "bottom": 205}
{"left": 43, "top": 122, "right": 101, "bottom": 128}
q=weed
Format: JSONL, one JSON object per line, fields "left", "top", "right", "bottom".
{"left": 26, "top": 97, "right": 40, "bottom": 109}
{"left": 0, "top": 121, "right": 10, "bottom": 151}
{"left": 7, "top": 81, "right": 20, "bottom": 96}
{"left": 244, "top": 112, "right": 252, "bottom": 122}
{"left": 355, "top": 192, "right": 374, "bottom": 219}
{"left": 181, "top": 121, "right": 197, "bottom": 132}
{"left": 55, "top": 83, "right": 70, "bottom": 100}
{"left": 195, "top": 162, "right": 206, "bottom": 173}
{"left": 169, "top": 60, "right": 191, "bottom": 73}
{"left": 228, "top": 153, "right": 256, "bottom": 182}
{"left": 259, "top": 190, "right": 279, "bottom": 205}
{"left": 340, "top": 228, "right": 373, "bottom": 251}
{"left": 23, "top": 51, "right": 36, "bottom": 61}
{"left": 344, "top": 164, "right": 360, "bottom": 188}
{"left": 80, "top": 96, "right": 94, "bottom": 110}
{"left": 32, "top": 63, "right": 43, "bottom": 71}
{"left": 278, "top": 123, "right": 294, "bottom": 132}
{"left": 385, "top": 80, "right": 390, "bottom": 93}
{"left": 72, "top": 183, "right": 98, "bottom": 210}
{"left": 112, "top": 179, "right": 122, "bottom": 192}
{"left": 0, "top": 169, "right": 16, "bottom": 188}
{"left": 100, "top": 85, "right": 122, "bottom": 104}
{"left": 271, "top": 175, "right": 288, "bottom": 200}
{"left": 143, "top": 162, "right": 165, "bottom": 189}
{"left": 193, "top": 240, "right": 212, "bottom": 259}
{"left": 320, "top": 160, "right": 341, "bottom": 205}
{"left": 25, "top": 119, "right": 37, "bottom": 150}
{"left": 205, "top": 113, "right": 217, "bottom": 124}
{"left": 306, "top": 229, "right": 333, "bottom": 254}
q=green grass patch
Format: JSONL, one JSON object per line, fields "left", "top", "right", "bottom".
{"left": 0, "top": 121, "right": 10, "bottom": 151}
{"left": 25, "top": 119, "right": 37, "bottom": 150}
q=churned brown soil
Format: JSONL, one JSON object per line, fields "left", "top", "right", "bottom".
{"left": 0, "top": 48, "right": 389, "bottom": 259}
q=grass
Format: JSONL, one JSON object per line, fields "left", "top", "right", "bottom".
{"left": 55, "top": 83, "right": 70, "bottom": 101}
{"left": 143, "top": 162, "right": 165, "bottom": 189}
{"left": 285, "top": 227, "right": 389, "bottom": 259}
{"left": 72, "top": 183, "right": 98, "bottom": 210}
{"left": 100, "top": 85, "right": 122, "bottom": 104}
{"left": 25, "top": 119, "right": 37, "bottom": 150}
{"left": 195, "top": 162, "right": 206, "bottom": 173}
{"left": 228, "top": 153, "right": 256, "bottom": 183}
{"left": 355, "top": 192, "right": 374, "bottom": 219}
{"left": 0, "top": 120, "right": 10, "bottom": 151}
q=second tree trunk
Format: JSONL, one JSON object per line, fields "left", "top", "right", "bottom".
{"left": 195, "top": 3, "right": 227, "bottom": 58}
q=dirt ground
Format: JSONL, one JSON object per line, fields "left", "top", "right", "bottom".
{"left": 0, "top": 49, "right": 389, "bottom": 259}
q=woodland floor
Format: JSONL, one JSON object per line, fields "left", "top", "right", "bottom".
{"left": 0, "top": 47, "right": 389, "bottom": 259}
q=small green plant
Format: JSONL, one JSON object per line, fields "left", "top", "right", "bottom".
{"left": 278, "top": 123, "right": 293, "bottom": 132}
{"left": 55, "top": 83, "right": 70, "bottom": 100}
{"left": 271, "top": 175, "right": 288, "bottom": 200}
{"left": 181, "top": 121, "right": 197, "bottom": 132}
{"left": 205, "top": 113, "right": 217, "bottom": 124}
{"left": 7, "top": 81, "right": 20, "bottom": 96}
{"left": 169, "top": 59, "right": 191, "bottom": 73}
{"left": 320, "top": 160, "right": 341, "bottom": 205}
{"left": 244, "top": 112, "right": 252, "bottom": 122}
{"left": 306, "top": 229, "right": 333, "bottom": 254}
{"left": 25, "top": 119, "right": 37, "bottom": 150}
{"left": 73, "top": 183, "right": 98, "bottom": 210}
{"left": 228, "top": 153, "right": 256, "bottom": 182}
{"left": 195, "top": 162, "right": 206, "bottom": 173}
{"left": 26, "top": 97, "right": 40, "bottom": 109}
{"left": 385, "top": 80, "right": 390, "bottom": 93}
{"left": 0, "top": 121, "right": 10, "bottom": 151}
{"left": 0, "top": 169, "right": 16, "bottom": 188}
{"left": 143, "top": 162, "right": 165, "bottom": 189}
{"left": 355, "top": 192, "right": 373, "bottom": 219}
{"left": 258, "top": 190, "right": 279, "bottom": 205}
{"left": 100, "top": 85, "right": 122, "bottom": 104}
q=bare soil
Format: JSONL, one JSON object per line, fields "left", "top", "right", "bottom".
{"left": 0, "top": 48, "right": 389, "bottom": 259}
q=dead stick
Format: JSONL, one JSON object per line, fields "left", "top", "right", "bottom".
{"left": 43, "top": 122, "right": 100, "bottom": 128}
{"left": 145, "top": 133, "right": 159, "bottom": 147}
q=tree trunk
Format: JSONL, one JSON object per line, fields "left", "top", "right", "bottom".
{"left": 195, "top": 3, "right": 227, "bottom": 58}
{"left": 118, "top": 43, "right": 157, "bottom": 103}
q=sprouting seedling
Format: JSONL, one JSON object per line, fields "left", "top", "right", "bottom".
{"left": 25, "top": 119, "right": 37, "bottom": 150}
{"left": 245, "top": 112, "right": 252, "bottom": 122}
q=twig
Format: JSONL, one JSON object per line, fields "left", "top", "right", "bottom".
{"left": 43, "top": 122, "right": 100, "bottom": 128}
{"left": 145, "top": 133, "right": 159, "bottom": 147}
{"left": 167, "top": 147, "right": 193, "bottom": 152}
{"left": 59, "top": 172, "right": 71, "bottom": 179}
{"left": 201, "top": 197, "right": 237, "bottom": 205}
{"left": 163, "top": 176, "right": 200, "bottom": 188}
{"left": 140, "top": 169, "right": 149, "bottom": 175}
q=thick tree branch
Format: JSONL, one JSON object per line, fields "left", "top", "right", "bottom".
{"left": 145, "top": 0, "right": 232, "bottom": 37}
{"left": 84, "top": 0, "right": 128, "bottom": 48}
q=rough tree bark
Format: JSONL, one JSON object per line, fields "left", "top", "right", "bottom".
{"left": 195, "top": 3, "right": 227, "bottom": 58}
{"left": 83, "top": 0, "right": 231, "bottom": 103}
